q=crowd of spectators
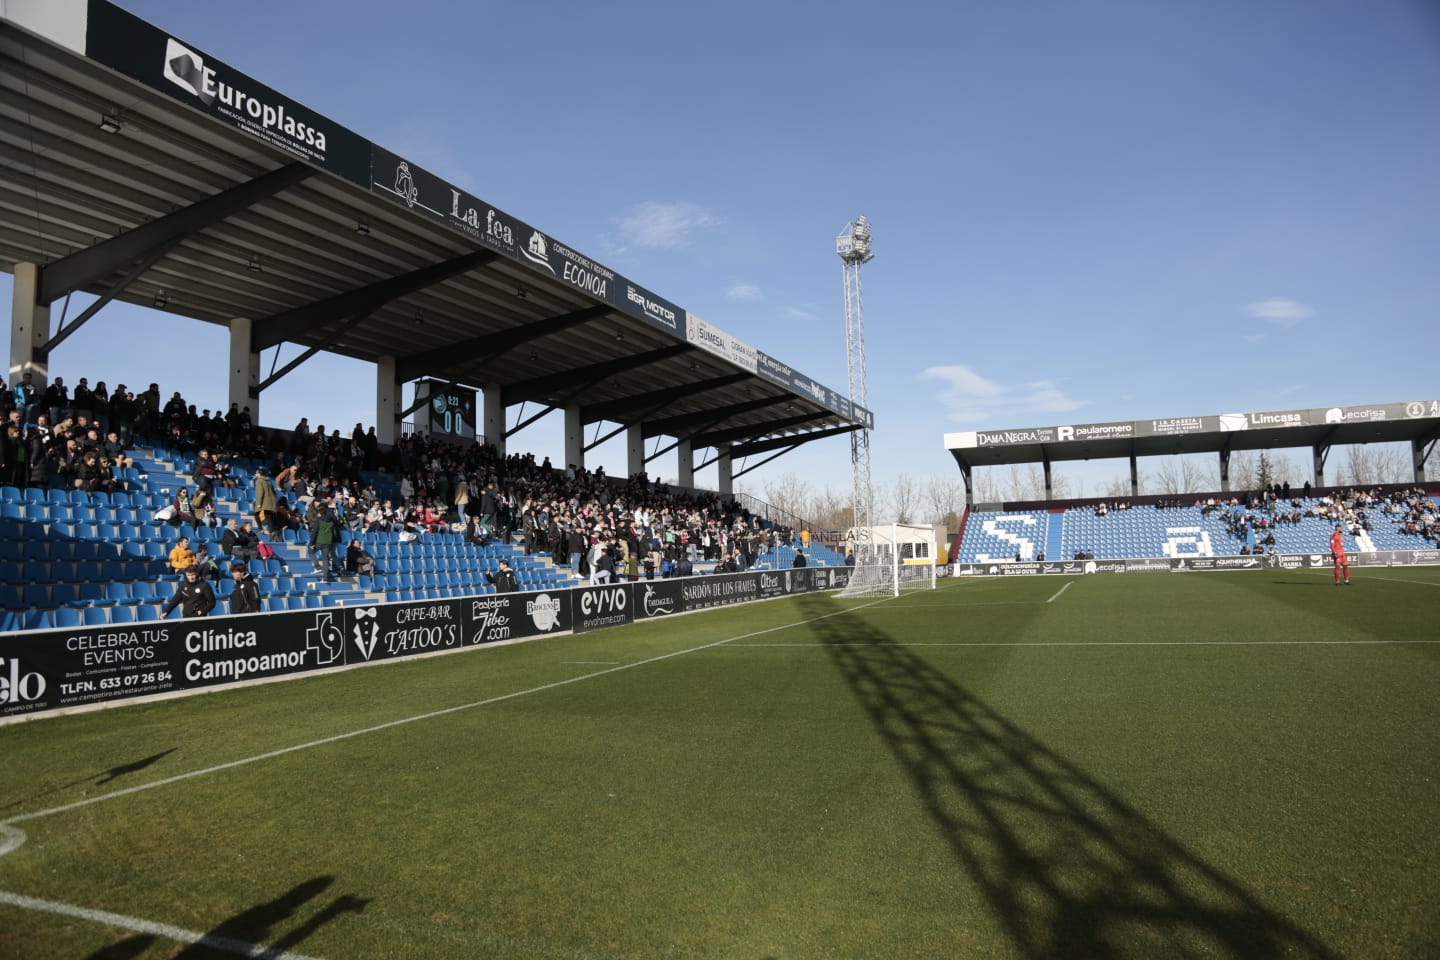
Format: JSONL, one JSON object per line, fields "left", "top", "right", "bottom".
{"left": 7, "top": 370, "right": 805, "bottom": 589}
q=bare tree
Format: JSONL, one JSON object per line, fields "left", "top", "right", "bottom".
{"left": 762, "top": 473, "right": 813, "bottom": 522}
{"left": 888, "top": 473, "right": 920, "bottom": 524}
{"left": 925, "top": 475, "right": 967, "bottom": 528}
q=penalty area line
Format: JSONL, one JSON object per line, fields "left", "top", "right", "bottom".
{"left": 0, "top": 889, "right": 323, "bottom": 960}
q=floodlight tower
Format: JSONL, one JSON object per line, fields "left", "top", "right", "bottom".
{"left": 837, "top": 216, "right": 875, "bottom": 560}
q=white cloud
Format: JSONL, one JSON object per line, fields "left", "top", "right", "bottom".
{"left": 921, "top": 365, "right": 1085, "bottom": 423}
{"left": 1244, "top": 298, "right": 1313, "bottom": 326}
{"left": 727, "top": 283, "right": 764, "bottom": 301}
{"left": 610, "top": 201, "right": 719, "bottom": 253}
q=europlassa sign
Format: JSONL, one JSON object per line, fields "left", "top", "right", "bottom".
{"left": 82, "top": 0, "right": 372, "bottom": 186}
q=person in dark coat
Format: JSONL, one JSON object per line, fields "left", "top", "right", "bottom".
{"left": 485, "top": 558, "right": 519, "bottom": 593}
{"left": 162, "top": 565, "right": 216, "bottom": 619}
{"left": 229, "top": 562, "right": 262, "bottom": 615}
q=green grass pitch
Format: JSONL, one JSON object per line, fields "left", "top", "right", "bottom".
{"left": 2, "top": 568, "right": 1437, "bottom": 959}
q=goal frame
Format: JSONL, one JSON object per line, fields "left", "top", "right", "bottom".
{"left": 839, "top": 522, "right": 938, "bottom": 598}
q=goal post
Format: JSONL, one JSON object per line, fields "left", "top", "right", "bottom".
{"left": 837, "top": 523, "right": 938, "bottom": 598}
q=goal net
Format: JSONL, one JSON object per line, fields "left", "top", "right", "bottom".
{"left": 837, "top": 523, "right": 938, "bottom": 598}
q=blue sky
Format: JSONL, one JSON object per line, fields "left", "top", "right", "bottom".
{"left": 6, "top": 0, "right": 1439, "bottom": 505}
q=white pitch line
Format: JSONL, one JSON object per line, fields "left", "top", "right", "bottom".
{"left": 1046, "top": 581, "right": 1075, "bottom": 603}
{"left": 736, "top": 639, "right": 1440, "bottom": 648}
{"left": 0, "top": 598, "right": 888, "bottom": 955}
{"left": 560, "top": 661, "right": 621, "bottom": 665}
{"left": 0, "top": 889, "right": 323, "bottom": 959}
{"left": 3, "top": 598, "right": 890, "bottom": 832}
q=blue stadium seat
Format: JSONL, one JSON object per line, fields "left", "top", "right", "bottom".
{"left": 137, "top": 604, "right": 161, "bottom": 622}
{"left": 22, "top": 488, "right": 44, "bottom": 504}
{"left": 82, "top": 606, "right": 109, "bottom": 626}
{"left": 108, "top": 605, "right": 136, "bottom": 623}
{"left": 52, "top": 607, "right": 81, "bottom": 628}
{"left": 0, "top": 486, "right": 21, "bottom": 502}
{"left": 0, "top": 503, "right": 21, "bottom": 521}
{"left": 21, "top": 609, "right": 52, "bottom": 630}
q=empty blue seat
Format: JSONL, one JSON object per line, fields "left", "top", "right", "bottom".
{"left": 108, "top": 605, "right": 136, "bottom": 623}
{"left": 22, "top": 608, "right": 52, "bottom": 630}
{"left": 0, "top": 503, "right": 21, "bottom": 521}
{"left": 81, "top": 606, "right": 109, "bottom": 626}
{"left": 52, "top": 607, "right": 81, "bottom": 628}
{"left": 137, "top": 604, "right": 161, "bottom": 622}
{"left": 22, "top": 488, "right": 45, "bottom": 504}
{"left": 0, "top": 486, "right": 21, "bottom": 502}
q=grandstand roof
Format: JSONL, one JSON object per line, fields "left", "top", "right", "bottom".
{"left": 0, "top": 1, "right": 870, "bottom": 467}
{"left": 945, "top": 401, "right": 1440, "bottom": 471}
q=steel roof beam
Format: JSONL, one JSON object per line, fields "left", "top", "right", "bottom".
{"left": 692, "top": 411, "right": 829, "bottom": 448}
{"left": 395, "top": 304, "right": 612, "bottom": 383}
{"left": 37, "top": 163, "right": 313, "bottom": 304}
{"left": 502, "top": 343, "right": 694, "bottom": 406}
{"left": 579, "top": 372, "right": 751, "bottom": 423}
{"left": 252, "top": 249, "right": 498, "bottom": 351}
{"left": 731, "top": 423, "right": 863, "bottom": 458}
{"left": 641, "top": 395, "right": 787, "bottom": 439}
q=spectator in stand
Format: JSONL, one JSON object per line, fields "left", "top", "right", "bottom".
{"left": 230, "top": 520, "right": 261, "bottom": 564}
{"left": 792, "top": 549, "right": 807, "bottom": 568}
{"left": 486, "top": 558, "right": 519, "bottom": 593}
{"left": 162, "top": 565, "right": 215, "bottom": 619}
{"left": 309, "top": 500, "right": 342, "bottom": 582}
{"left": 13, "top": 371, "right": 40, "bottom": 426}
{"left": 42, "top": 375, "right": 69, "bottom": 425}
{"left": 219, "top": 518, "right": 241, "bottom": 558}
{"left": 345, "top": 538, "right": 376, "bottom": 578}
{"left": 253, "top": 466, "right": 278, "bottom": 528}
{"left": 229, "top": 562, "right": 262, "bottom": 615}
{"left": 0, "top": 422, "right": 23, "bottom": 487}
{"left": 167, "top": 535, "right": 197, "bottom": 576}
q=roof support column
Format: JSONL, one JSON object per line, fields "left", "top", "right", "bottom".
{"left": 1414, "top": 437, "right": 1432, "bottom": 484}
{"left": 564, "top": 404, "right": 583, "bottom": 473}
{"left": 483, "top": 384, "right": 505, "bottom": 456}
{"left": 1313, "top": 443, "right": 1329, "bottom": 489}
{"left": 228, "top": 317, "right": 259, "bottom": 424}
{"left": 1218, "top": 448, "right": 1231, "bottom": 494}
{"left": 9, "top": 262, "right": 50, "bottom": 390}
{"left": 676, "top": 438, "right": 695, "bottom": 491}
{"left": 626, "top": 424, "right": 645, "bottom": 481}
{"left": 375, "top": 355, "right": 398, "bottom": 447}
{"left": 715, "top": 443, "right": 733, "bottom": 497}
{"left": 1130, "top": 455, "right": 1139, "bottom": 498}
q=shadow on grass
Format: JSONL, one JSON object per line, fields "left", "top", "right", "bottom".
{"left": 4, "top": 749, "right": 178, "bottom": 812}
{"left": 82, "top": 875, "right": 370, "bottom": 959}
{"left": 800, "top": 593, "right": 1342, "bottom": 960}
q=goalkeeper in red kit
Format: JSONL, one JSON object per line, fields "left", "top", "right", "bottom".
{"left": 1330, "top": 524, "right": 1351, "bottom": 586}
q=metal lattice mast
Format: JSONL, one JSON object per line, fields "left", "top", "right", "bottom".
{"left": 837, "top": 216, "right": 875, "bottom": 561}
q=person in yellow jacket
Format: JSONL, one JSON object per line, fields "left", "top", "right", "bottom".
{"left": 168, "top": 535, "right": 197, "bottom": 575}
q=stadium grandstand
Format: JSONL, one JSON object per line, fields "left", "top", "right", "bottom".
{"left": 0, "top": 2, "right": 856, "bottom": 633}
{"left": 946, "top": 403, "right": 1440, "bottom": 573}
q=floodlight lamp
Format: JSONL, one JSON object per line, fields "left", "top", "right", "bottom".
{"left": 246, "top": 255, "right": 262, "bottom": 273}
{"left": 355, "top": 218, "right": 370, "bottom": 236}
{"left": 98, "top": 111, "right": 123, "bottom": 134}
{"left": 153, "top": 289, "right": 168, "bottom": 308}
